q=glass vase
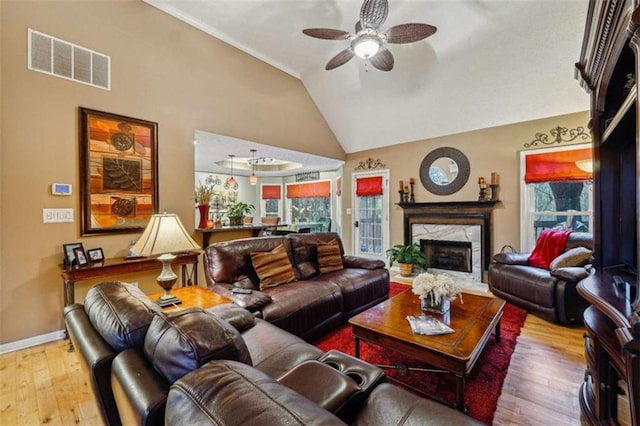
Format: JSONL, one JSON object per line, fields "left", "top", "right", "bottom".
{"left": 421, "top": 296, "right": 450, "bottom": 314}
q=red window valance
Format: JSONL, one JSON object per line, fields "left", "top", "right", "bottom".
{"left": 286, "top": 181, "right": 331, "bottom": 198}
{"left": 525, "top": 148, "right": 592, "bottom": 183}
{"left": 356, "top": 176, "right": 383, "bottom": 196}
{"left": 261, "top": 185, "right": 281, "bottom": 200}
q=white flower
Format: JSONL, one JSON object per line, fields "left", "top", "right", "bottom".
{"left": 411, "top": 272, "right": 463, "bottom": 304}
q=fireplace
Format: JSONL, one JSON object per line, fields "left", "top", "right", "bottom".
{"left": 398, "top": 201, "right": 498, "bottom": 282}
{"left": 420, "top": 239, "right": 472, "bottom": 273}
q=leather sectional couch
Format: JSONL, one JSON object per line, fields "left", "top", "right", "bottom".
{"left": 203, "top": 232, "right": 390, "bottom": 341}
{"left": 64, "top": 281, "right": 482, "bottom": 426}
{"left": 488, "top": 231, "right": 592, "bottom": 324}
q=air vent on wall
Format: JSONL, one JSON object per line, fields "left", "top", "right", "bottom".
{"left": 28, "top": 29, "right": 110, "bottom": 90}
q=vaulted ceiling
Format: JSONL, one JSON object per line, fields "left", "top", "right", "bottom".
{"left": 145, "top": 0, "right": 591, "bottom": 154}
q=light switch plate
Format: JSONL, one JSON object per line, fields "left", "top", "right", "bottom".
{"left": 43, "top": 208, "right": 74, "bottom": 223}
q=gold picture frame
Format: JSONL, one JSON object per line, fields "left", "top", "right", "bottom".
{"left": 79, "top": 107, "right": 158, "bottom": 235}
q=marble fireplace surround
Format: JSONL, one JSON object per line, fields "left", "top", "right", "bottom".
{"left": 398, "top": 201, "right": 499, "bottom": 282}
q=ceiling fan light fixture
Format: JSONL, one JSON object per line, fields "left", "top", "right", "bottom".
{"left": 353, "top": 35, "right": 381, "bottom": 59}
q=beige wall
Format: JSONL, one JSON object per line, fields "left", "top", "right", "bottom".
{"left": 342, "top": 111, "right": 590, "bottom": 256}
{"left": 0, "top": 1, "right": 344, "bottom": 344}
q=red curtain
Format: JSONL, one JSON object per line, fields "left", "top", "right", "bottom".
{"left": 286, "top": 181, "right": 331, "bottom": 198}
{"left": 525, "top": 148, "right": 592, "bottom": 183}
{"left": 356, "top": 176, "right": 383, "bottom": 196}
{"left": 261, "top": 185, "right": 281, "bottom": 199}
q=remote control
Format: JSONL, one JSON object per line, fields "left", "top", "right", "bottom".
{"left": 232, "top": 287, "right": 252, "bottom": 294}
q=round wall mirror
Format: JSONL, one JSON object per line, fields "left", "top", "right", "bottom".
{"left": 419, "top": 147, "right": 470, "bottom": 195}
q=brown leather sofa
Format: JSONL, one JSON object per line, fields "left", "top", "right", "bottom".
{"left": 64, "top": 281, "right": 481, "bottom": 426}
{"left": 488, "top": 232, "right": 593, "bottom": 324}
{"left": 204, "top": 231, "right": 390, "bottom": 341}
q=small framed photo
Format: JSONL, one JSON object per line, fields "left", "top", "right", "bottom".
{"left": 73, "top": 247, "right": 89, "bottom": 267}
{"left": 63, "top": 243, "right": 84, "bottom": 267}
{"left": 87, "top": 248, "right": 105, "bottom": 263}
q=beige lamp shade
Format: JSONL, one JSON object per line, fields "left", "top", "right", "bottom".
{"left": 131, "top": 213, "right": 200, "bottom": 256}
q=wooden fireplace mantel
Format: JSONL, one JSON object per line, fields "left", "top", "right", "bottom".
{"left": 396, "top": 200, "right": 500, "bottom": 211}
{"left": 397, "top": 200, "right": 500, "bottom": 272}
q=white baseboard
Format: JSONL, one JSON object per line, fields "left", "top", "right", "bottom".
{"left": 0, "top": 330, "right": 66, "bottom": 354}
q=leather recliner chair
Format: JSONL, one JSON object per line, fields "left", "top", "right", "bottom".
{"left": 488, "top": 232, "right": 592, "bottom": 324}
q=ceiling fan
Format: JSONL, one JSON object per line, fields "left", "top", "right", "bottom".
{"left": 302, "top": 0, "right": 437, "bottom": 72}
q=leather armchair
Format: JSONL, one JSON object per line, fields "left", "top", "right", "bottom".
{"left": 488, "top": 232, "right": 593, "bottom": 324}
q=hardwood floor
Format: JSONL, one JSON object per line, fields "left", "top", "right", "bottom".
{"left": 0, "top": 314, "right": 585, "bottom": 425}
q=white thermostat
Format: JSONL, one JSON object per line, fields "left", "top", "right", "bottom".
{"left": 51, "top": 183, "right": 72, "bottom": 195}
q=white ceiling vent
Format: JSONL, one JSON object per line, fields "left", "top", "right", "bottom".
{"left": 28, "top": 29, "right": 110, "bottom": 90}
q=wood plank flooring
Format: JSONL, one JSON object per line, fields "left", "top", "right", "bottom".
{"left": 0, "top": 313, "right": 585, "bottom": 425}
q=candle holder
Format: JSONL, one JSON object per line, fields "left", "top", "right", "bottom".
{"left": 478, "top": 185, "right": 490, "bottom": 202}
{"left": 490, "top": 184, "right": 500, "bottom": 201}
{"left": 398, "top": 189, "right": 409, "bottom": 204}
{"left": 409, "top": 181, "right": 415, "bottom": 203}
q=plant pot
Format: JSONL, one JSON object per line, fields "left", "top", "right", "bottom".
{"left": 229, "top": 216, "right": 243, "bottom": 226}
{"left": 421, "top": 296, "right": 450, "bottom": 315}
{"left": 399, "top": 263, "right": 414, "bottom": 277}
{"left": 197, "top": 205, "right": 210, "bottom": 229}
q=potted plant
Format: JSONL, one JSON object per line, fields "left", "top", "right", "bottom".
{"left": 227, "top": 202, "right": 255, "bottom": 226}
{"left": 195, "top": 182, "right": 215, "bottom": 229}
{"left": 386, "top": 243, "right": 428, "bottom": 277}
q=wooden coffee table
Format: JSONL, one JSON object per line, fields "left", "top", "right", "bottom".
{"left": 349, "top": 289, "right": 505, "bottom": 411}
{"left": 148, "top": 286, "right": 231, "bottom": 311}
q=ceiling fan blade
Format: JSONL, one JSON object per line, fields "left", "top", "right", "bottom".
{"left": 369, "top": 47, "right": 394, "bottom": 71}
{"left": 384, "top": 23, "right": 438, "bottom": 44}
{"left": 326, "top": 48, "right": 355, "bottom": 70}
{"left": 302, "top": 28, "right": 351, "bottom": 40}
{"left": 360, "top": 0, "right": 388, "bottom": 30}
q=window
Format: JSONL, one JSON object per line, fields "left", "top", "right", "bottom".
{"left": 261, "top": 184, "right": 282, "bottom": 218}
{"left": 520, "top": 144, "right": 593, "bottom": 251}
{"left": 286, "top": 181, "right": 331, "bottom": 225}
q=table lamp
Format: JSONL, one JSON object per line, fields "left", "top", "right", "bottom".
{"left": 131, "top": 212, "right": 200, "bottom": 307}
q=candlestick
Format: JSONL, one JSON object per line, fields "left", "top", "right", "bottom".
{"left": 409, "top": 177, "right": 415, "bottom": 184}
{"left": 409, "top": 181, "right": 415, "bottom": 203}
{"left": 490, "top": 184, "right": 500, "bottom": 201}
{"left": 491, "top": 172, "right": 498, "bottom": 185}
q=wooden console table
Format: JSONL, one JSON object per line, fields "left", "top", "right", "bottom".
{"left": 60, "top": 252, "right": 200, "bottom": 306}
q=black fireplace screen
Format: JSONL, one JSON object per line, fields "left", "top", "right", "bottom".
{"left": 420, "top": 239, "right": 472, "bottom": 273}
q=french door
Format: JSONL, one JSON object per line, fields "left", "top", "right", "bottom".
{"left": 352, "top": 171, "right": 389, "bottom": 262}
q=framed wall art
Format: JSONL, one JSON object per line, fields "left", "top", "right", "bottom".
{"left": 79, "top": 108, "right": 158, "bottom": 235}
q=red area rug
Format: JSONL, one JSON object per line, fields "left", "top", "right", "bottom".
{"left": 313, "top": 282, "right": 527, "bottom": 424}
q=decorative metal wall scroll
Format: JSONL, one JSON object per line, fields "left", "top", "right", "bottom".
{"left": 354, "top": 157, "right": 386, "bottom": 170}
{"left": 524, "top": 126, "right": 592, "bottom": 148}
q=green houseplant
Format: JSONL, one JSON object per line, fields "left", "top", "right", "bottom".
{"left": 386, "top": 243, "right": 428, "bottom": 276}
{"left": 227, "top": 202, "right": 255, "bottom": 226}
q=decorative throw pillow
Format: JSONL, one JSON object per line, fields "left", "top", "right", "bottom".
{"left": 250, "top": 244, "right": 296, "bottom": 290}
{"left": 549, "top": 246, "right": 592, "bottom": 271}
{"left": 317, "top": 239, "right": 344, "bottom": 274}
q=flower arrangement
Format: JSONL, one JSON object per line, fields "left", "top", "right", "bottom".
{"left": 411, "top": 272, "right": 463, "bottom": 305}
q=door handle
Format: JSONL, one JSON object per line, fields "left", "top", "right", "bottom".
{"left": 354, "top": 220, "right": 359, "bottom": 228}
